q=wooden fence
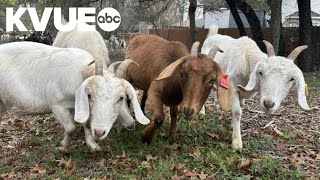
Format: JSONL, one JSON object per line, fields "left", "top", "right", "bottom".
{"left": 148, "top": 27, "right": 320, "bottom": 61}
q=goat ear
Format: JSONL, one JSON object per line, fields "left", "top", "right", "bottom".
{"left": 214, "top": 62, "right": 233, "bottom": 111}
{"left": 237, "top": 62, "right": 261, "bottom": 92}
{"left": 155, "top": 56, "right": 188, "bottom": 81}
{"left": 74, "top": 79, "right": 91, "bottom": 123}
{"left": 295, "top": 70, "right": 310, "bottom": 110}
{"left": 123, "top": 80, "right": 150, "bottom": 125}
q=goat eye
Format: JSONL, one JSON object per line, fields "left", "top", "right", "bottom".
{"left": 180, "top": 71, "right": 183, "bottom": 77}
{"left": 209, "top": 79, "right": 215, "bottom": 84}
{"left": 118, "top": 96, "right": 124, "bottom": 102}
{"left": 88, "top": 94, "right": 91, "bottom": 100}
{"left": 259, "top": 72, "right": 263, "bottom": 76}
{"left": 289, "top": 78, "right": 295, "bottom": 82}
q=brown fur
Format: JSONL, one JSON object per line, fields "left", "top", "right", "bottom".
{"left": 126, "top": 34, "right": 232, "bottom": 143}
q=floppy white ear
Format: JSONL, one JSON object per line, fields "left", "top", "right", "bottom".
{"left": 237, "top": 62, "right": 261, "bottom": 92}
{"left": 295, "top": 70, "right": 310, "bottom": 110}
{"left": 74, "top": 79, "right": 91, "bottom": 123}
{"left": 123, "top": 80, "right": 150, "bottom": 125}
{"left": 119, "top": 99, "right": 135, "bottom": 125}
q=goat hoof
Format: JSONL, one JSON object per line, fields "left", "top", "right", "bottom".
{"left": 89, "top": 144, "right": 101, "bottom": 152}
{"left": 232, "top": 141, "right": 243, "bottom": 152}
{"left": 169, "top": 133, "right": 177, "bottom": 143}
{"left": 58, "top": 146, "right": 70, "bottom": 152}
{"left": 142, "top": 135, "right": 152, "bottom": 144}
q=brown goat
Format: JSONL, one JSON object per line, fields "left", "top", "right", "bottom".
{"left": 125, "top": 34, "right": 233, "bottom": 143}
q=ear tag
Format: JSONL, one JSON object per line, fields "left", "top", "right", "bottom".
{"left": 305, "top": 84, "right": 308, "bottom": 96}
{"left": 220, "top": 74, "right": 230, "bottom": 89}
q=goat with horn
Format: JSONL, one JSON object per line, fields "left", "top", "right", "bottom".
{"left": 201, "top": 25, "right": 315, "bottom": 152}
{"left": 125, "top": 34, "right": 233, "bottom": 143}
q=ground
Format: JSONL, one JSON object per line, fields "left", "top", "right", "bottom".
{"left": 0, "top": 72, "right": 319, "bottom": 180}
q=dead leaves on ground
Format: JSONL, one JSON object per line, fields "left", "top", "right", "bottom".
{"left": 172, "top": 163, "right": 213, "bottom": 180}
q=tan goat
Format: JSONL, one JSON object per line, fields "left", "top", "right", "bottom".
{"left": 125, "top": 34, "right": 233, "bottom": 143}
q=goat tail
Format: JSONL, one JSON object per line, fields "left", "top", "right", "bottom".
{"left": 207, "top": 24, "right": 219, "bottom": 37}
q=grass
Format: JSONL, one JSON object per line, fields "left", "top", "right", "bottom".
{"left": 2, "top": 72, "right": 319, "bottom": 179}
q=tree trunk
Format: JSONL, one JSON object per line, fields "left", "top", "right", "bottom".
{"left": 297, "top": 0, "right": 313, "bottom": 72}
{"left": 278, "top": 22, "right": 286, "bottom": 56}
{"left": 269, "top": 0, "right": 282, "bottom": 55}
{"left": 226, "top": 0, "right": 246, "bottom": 36}
{"left": 235, "top": 0, "right": 266, "bottom": 52}
{"left": 189, "top": 0, "right": 197, "bottom": 43}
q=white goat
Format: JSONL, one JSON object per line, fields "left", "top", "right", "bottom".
{"left": 201, "top": 26, "right": 312, "bottom": 151}
{"left": 53, "top": 21, "right": 110, "bottom": 67}
{"left": 0, "top": 42, "right": 150, "bottom": 151}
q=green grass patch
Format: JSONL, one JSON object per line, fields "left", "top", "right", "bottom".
{"left": 0, "top": 165, "right": 13, "bottom": 174}
{"left": 249, "top": 157, "right": 303, "bottom": 179}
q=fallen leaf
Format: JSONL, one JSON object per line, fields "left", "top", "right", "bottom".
{"left": 316, "top": 152, "right": 320, "bottom": 160}
{"left": 97, "top": 158, "right": 105, "bottom": 167}
{"left": 185, "top": 171, "right": 197, "bottom": 177}
{"left": 219, "top": 142, "right": 228, "bottom": 149}
{"left": 226, "top": 157, "right": 234, "bottom": 165}
{"left": 189, "top": 148, "right": 201, "bottom": 159}
{"left": 207, "top": 132, "right": 219, "bottom": 140}
{"left": 239, "top": 158, "right": 251, "bottom": 168}
{"left": 198, "top": 172, "right": 208, "bottom": 180}
{"left": 56, "top": 157, "right": 74, "bottom": 169}
{"left": 146, "top": 154, "right": 157, "bottom": 162}
{"left": 172, "top": 164, "right": 188, "bottom": 175}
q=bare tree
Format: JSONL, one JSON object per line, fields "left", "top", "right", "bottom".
{"left": 130, "top": 0, "right": 174, "bottom": 35}
{"left": 234, "top": 0, "right": 266, "bottom": 52}
{"left": 225, "top": 0, "right": 246, "bottom": 36}
{"left": 189, "top": 0, "right": 197, "bottom": 43}
{"left": 297, "top": 0, "right": 314, "bottom": 72}
{"left": 268, "top": 0, "right": 282, "bottom": 55}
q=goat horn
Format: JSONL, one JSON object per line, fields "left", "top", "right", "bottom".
{"left": 263, "top": 40, "right": 275, "bottom": 57}
{"left": 107, "top": 61, "right": 122, "bottom": 74}
{"left": 95, "top": 58, "right": 104, "bottom": 76}
{"left": 208, "top": 45, "right": 223, "bottom": 59}
{"left": 287, "top": 45, "right": 308, "bottom": 62}
{"left": 190, "top": 41, "right": 200, "bottom": 55}
{"left": 115, "top": 59, "right": 139, "bottom": 78}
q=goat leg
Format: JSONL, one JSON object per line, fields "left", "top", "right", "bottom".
{"left": 231, "top": 91, "right": 243, "bottom": 152}
{"left": 140, "top": 90, "right": 148, "bottom": 113}
{"left": 142, "top": 94, "right": 164, "bottom": 144}
{"left": 169, "top": 106, "right": 178, "bottom": 142}
{"left": 51, "top": 105, "right": 75, "bottom": 151}
{"left": 83, "top": 123, "right": 101, "bottom": 151}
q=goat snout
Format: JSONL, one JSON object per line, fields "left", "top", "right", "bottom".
{"left": 263, "top": 100, "right": 275, "bottom": 109}
{"left": 183, "top": 108, "right": 194, "bottom": 118}
{"left": 94, "top": 129, "right": 106, "bottom": 138}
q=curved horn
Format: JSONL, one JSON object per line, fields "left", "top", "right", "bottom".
{"left": 263, "top": 40, "right": 275, "bottom": 57}
{"left": 115, "top": 59, "right": 139, "bottom": 78}
{"left": 190, "top": 41, "right": 200, "bottom": 55}
{"left": 107, "top": 61, "right": 122, "bottom": 74}
{"left": 287, "top": 45, "right": 308, "bottom": 62}
{"left": 208, "top": 45, "right": 223, "bottom": 59}
{"left": 95, "top": 58, "right": 104, "bottom": 76}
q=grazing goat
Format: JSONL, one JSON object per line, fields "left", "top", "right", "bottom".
{"left": 0, "top": 42, "right": 149, "bottom": 151}
{"left": 201, "top": 26, "right": 312, "bottom": 151}
{"left": 53, "top": 21, "right": 110, "bottom": 67}
{"left": 126, "top": 34, "right": 233, "bottom": 143}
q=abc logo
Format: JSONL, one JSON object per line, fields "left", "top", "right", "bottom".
{"left": 97, "top": 8, "right": 121, "bottom": 32}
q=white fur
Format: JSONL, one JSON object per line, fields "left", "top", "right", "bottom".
{"left": 0, "top": 42, "right": 149, "bottom": 151}
{"left": 201, "top": 29, "right": 310, "bottom": 151}
{"left": 53, "top": 22, "right": 110, "bottom": 67}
